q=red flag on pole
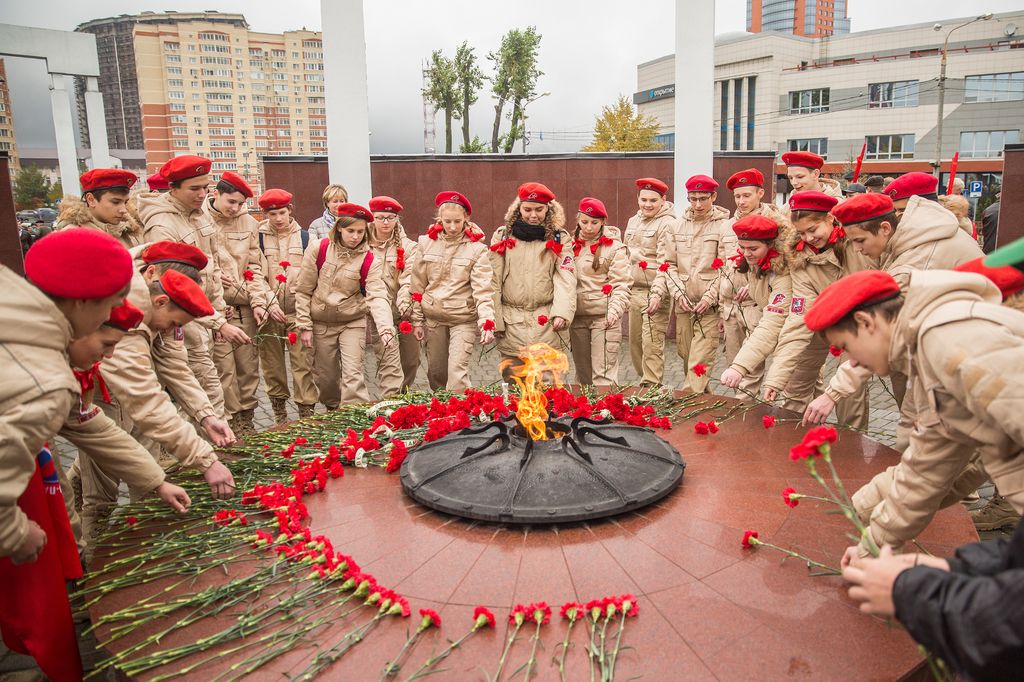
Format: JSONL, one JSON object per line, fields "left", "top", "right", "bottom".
{"left": 946, "top": 152, "right": 960, "bottom": 195}
{"left": 0, "top": 447, "right": 83, "bottom": 682}
{"left": 852, "top": 143, "right": 867, "bottom": 183}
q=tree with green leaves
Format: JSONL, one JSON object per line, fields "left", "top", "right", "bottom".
{"left": 453, "top": 42, "right": 484, "bottom": 151}
{"left": 423, "top": 50, "right": 460, "bottom": 154}
{"left": 488, "top": 27, "right": 543, "bottom": 153}
{"left": 460, "top": 136, "right": 489, "bottom": 154}
{"left": 581, "top": 96, "right": 664, "bottom": 152}
{"left": 48, "top": 180, "right": 65, "bottom": 204}
{"left": 14, "top": 164, "right": 51, "bottom": 210}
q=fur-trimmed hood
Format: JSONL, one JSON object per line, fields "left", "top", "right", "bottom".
{"left": 54, "top": 195, "right": 143, "bottom": 245}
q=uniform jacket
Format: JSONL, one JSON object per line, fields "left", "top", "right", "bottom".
{"left": 0, "top": 267, "right": 80, "bottom": 557}
{"left": 664, "top": 204, "right": 731, "bottom": 308}
{"left": 293, "top": 238, "right": 394, "bottom": 333}
{"left": 54, "top": 195, "right": 144, "bottom": 248}
{"left": 257, "top": 219, "right": 306, "bottom": 316}
{"left": 368, "top": 227, "right": 419, "bottom": 320}
{"left": 726, "top": 258, "right": 793, "bottom": 378}
{"left": 720, "top": 203, "right": 783, "bottom": 321}
{"left": 825, "top": 195, "right": 983, "bottom": 402}
{"left": 855, "top": 270, "right": 1024, "bottom": 549}
{"left": 139, "top": 192, "right": 228, "bottom": 330}
{"left": 410, "top": 227, "right": 494, "bottom": 327}
{"left": 571, "top": 231, "right": 632, "bottom": 320}
{"left": 818, "top": 177, "right": 844, "bottom": 198}
{"left": 204, "top": 198, "right": 271, "bottom": 310}
{"left": 100, "top": 268, "right": 220, "bottom": 472}
{"left": 489, "top": 226, "right": 577, "bottom": 332}
{"left": 623, "top": 202, "right": 675, "bottom": 298}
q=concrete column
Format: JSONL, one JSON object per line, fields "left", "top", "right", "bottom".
{"left": 673, "top": 0, "right": 715, "bottom": 209}
{"left": 83, "top": 76, "right": 113, "bottom": 169}
{"left": 49, "top": 73, "right": 80, "bottom": 196}
{"left": 320, "top": 0, "right": 372, "bottom": 201}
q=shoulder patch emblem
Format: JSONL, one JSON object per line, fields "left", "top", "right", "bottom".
{"left": 770, "top": 293, "right": 786, "bottom": 306}
{"left": 559, "top": 254, "right": 575, "bottom": 273}
{"left": 174, "top": 326, "right": 185, "bottom": 341}
{"left": 790, "top": 297, "right": 805, "bottom": 315}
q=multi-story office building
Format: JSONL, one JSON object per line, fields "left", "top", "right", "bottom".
{"left": 0, "top": 59, "right": 20, "bottom": 172}
{"left": 76, "top": 11, "right": 326, "bottom": 195}
{"left": 637, "top": 11, "right": 1023, "bottom": 191}
{"left": 747, "top": 0, "right": 850, "bottom": 38}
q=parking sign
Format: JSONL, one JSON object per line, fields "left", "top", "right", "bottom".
{"left": 969, "top": 181, "right": 983, "bottom": 198}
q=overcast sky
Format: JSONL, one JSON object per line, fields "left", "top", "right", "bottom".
{"left": 1, "top": 0, "right": 1021, "bottom": 154}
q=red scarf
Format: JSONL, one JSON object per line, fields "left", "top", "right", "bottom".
{"left": 758, "top": 248, "right": 781, "bottom": 271}
{"left": 727, "top": 248, "right": 744, "bottom": 265}
{"left": 489, "top": 238, "right": 517, "bottom": 254}
{"left": 73, "top": 362, "right": 111, "bottom": 404}
{"left": 590, "top": 235, "right": 613, "bottom": 254}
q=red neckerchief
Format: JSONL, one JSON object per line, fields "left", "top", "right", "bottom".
{"left": 727, "top": 248, "right": 744, "bottom": 265}
{"left": 395, "top": 247, "right": 405, "bottom": 271}
{"left": 590, "top": 235, "right": 613, "bottom": 254}
{"left": 545, "top": 239, "right": 563, "bottom": 256}
{"left": 427, "top": 223, "right": 443, "bottom": 240}
{"left": 73, "top": 362, "right": 111, "bottom": 404}
{"left": 490, "top": 237, "right": 517, "bottom": 254}
{"left": 572, "top": 239, "right": 585, "bottom": 257}
{"left": 794, "top": 240, "right": 820, "bottom": 254}
{"left": 758, "top": 248, "right": 781, "bottom": 271}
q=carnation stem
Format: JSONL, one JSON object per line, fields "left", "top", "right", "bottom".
{"left": 401, "top": 625, "right": 481, "bottom": 681}
{"left": 493, "top": 622, "right": 522, "bottom": 681}
{"left": 523, "top": 619, "right": 543, "bottom": 680}
{"left": 751, "top": 538, "right": 842, "bottom": 575}
{"left": 557, "top": 618, "right": 578, "bottom": 682}
{"left": 606, "top": 611, "right": 628, "bottom": 682}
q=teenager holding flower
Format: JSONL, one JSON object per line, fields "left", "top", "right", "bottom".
{"left": 255, "top": 189, "right": 317, "bottom": 422}
{"left": 718, "top": 214, "right": 791, "bottom": 394}
{"left": 409, "top": 191, "right": 495, "bottom": 391}
{"left": 367, "top": 196, "right": 420, "bottom": 395}
{"left": 569, "top": 197, "right": 631, "bottom": 386}
{"left": 623, "top": 178, "right": 674, "bottom": 385}
{"left": 294, "top": 203, "right": 395, "bottom": 406}
{"left": 490, "top": 182, "right": 576, "bottom": 369}
{"left": 307, "top": 183, "right": 349, "bottom": 240}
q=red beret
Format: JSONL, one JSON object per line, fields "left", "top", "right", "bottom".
{"left": 955, "top": 257, "right": 1024, "bottom": 300}
{"left": 105, "top": 298, "right": 144, "bottom": 332}
{"left": 80, "top": 168, "right": 138, "bottom": 193}
{"left": 369, "top": 196, "right": 403, "bottom": 214}
{"left": 732, "top": 214, "right": 778, "bottom": 240}
{"left": 636, "top": 177, "right": 669, "bottom": 195}
{"left": 788, "top": 191, "right": 838, "bottom": 213}
{"left": 141, "top": 241, "right": 209, "bottom": 270}
{"left": 159, "top": 155, "right": 212, "bottom": 183}
{"left": 25, "top": 228, "right": 132, "bottom": 299}
{"left": 805, "top": 270, "right": 901, "bottom": 331}
{"left": 782, "top": 151, "right": 824, "bottom": 170}
{"left": 831, "top": 193, "right": 895, "bottom": 226}
{"left": 883, "top": 172, "right": 939, "bottom": 201}
{"left": 218, "top": 171, "right": 253, "bottom": 198}
{"left": 685, "top": 174, "right": 719, "bottom": 192}
{"left": 258, "top": 188, "right": 293, "bottom": 211}
{"left": 578, "top": 197, "right": 607, "bottom": 220}
{"left": 146, "top": 172, "right": 170, "bottom": 191}
{"left": 518, "top": 182, "right": 555, "bottom": 204}
{"left": 336, "top": 203, "right": 374, "bottom": 221}
{"left": 160, "top": 269, "right": 214, "bottom": 318}
{"left": 435, "top": 191, "right": 472, "bottom": 216}
{"left": 726, "top": 168, "right": 764, "bottom": 190}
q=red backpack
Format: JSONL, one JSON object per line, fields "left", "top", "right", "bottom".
{"left": 315, "top": 238, "right": 373, "bottom": 296}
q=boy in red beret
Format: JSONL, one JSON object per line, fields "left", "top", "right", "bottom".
{"left": 140, "top": 155, "right": 250, "bottom": 421}
{"left": 489, "top": 183, "right": 577, "bottom": 370}
{"left": 623, "top": 177, "right": 675, "bottom": 386}
{"left": 203, "top": 170, "right": 271, "bottom": 436}
{"left": 54, "top": 168, "right": 143, "bottom": 247}
{"left": 781, "top": 151, "right": 843, "bottom": 198}
{"left": 255, "top": 189, "right": 318, "bottom": 422}
{"left": 662, "top": 174, "right": 730, "bottom": 393}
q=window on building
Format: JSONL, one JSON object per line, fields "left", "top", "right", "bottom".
{"left": 302, "top": 40, "right": 322, "bottom": 48}
{"left": 169, "top": 103, "right": 186, "bottom": 112}
{"left": 959, "top": 130, "right": 1020, "bottom": 158}
{"left": 171, "top": 126, "right": 188, "bottom": 135}
{"left": 789, "top": 88, "right": 830, "bottom": 114}
{"left": 168, "top": 79, "right": 184, "bottom": 88}
{"left": 868, "top": 80, "right": 919, "bottom": 108}
{"left": 201, "top": 56, "right": 232, "bottom": 65}
{"left": 169, "top": 91, "right": 185, "bottom": 100}
{"left": 209, "top": 139, "right": 235, "bottom": 148}
{"left": 164, "top": 42, "right": 180, "bottom": 51}
{"left": 174, "top": 139, "right": 190, "bottom": 148}
{"left": 208, "top": 104, "right": 233, "bottom": 113}
{"left": 170, "top": 115, "right": 187, "bottom": 123}
{"left": 788, "top": 138, "right": 829, "bottom": 157}
{"left": 167, "top": 67, "right": 182, "bottom": 75}
{"left": 198, "top": 32, "right": 228, "bottom": 42}
{"left": 202, "top": 80, "right": 234, "bottom": 89}
{"left": 964, "top": 71, "right": 1024, "bottom": 103}
{"left": 209, "top": 128, "right": 234, "bottom": 136}
{"left": 865, "top": 134, "right": 915, "bottom": 160}
{"left": 165, "top": 54, "right": 182, "bottom": 64}
{"left": 202, "top": 44, "right": 230, "bottom": 54}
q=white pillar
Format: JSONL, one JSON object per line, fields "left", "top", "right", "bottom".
{"left": 83, "top": 76, "right": 113, "bottom": 169}
{"left": 320, "top": 0, "right": 372, "bottom": 201}
{"left": 673, "top": 0, "right": 715, "bottom": 209}
{"left": 49, "top": 73, "right": 80, "bottom": 196}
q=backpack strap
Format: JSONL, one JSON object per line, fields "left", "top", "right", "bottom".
{"left": 316, "top": 238, "right": 330, "bottom": 271}
{"left": 359, "top": 251, "right": 374, "bottom": 296}
{"left": 300, "top": 229, "right": 310, "bottom": 251}
{"left": 258, "top": 232, "right": 265, "bottom": 254}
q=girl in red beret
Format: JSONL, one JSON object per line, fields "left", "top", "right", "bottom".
{"left": 407, "top": 192, "right": 495, "bottom": 391}
{"left": 293, "top": 204, "right": 396, "bottom": 406}
{"left": 569, "top": 197, "right": 632, "bottom": 387}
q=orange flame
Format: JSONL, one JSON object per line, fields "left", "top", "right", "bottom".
{"left": 500, "top": 343, "right": 569, "bottom": 441}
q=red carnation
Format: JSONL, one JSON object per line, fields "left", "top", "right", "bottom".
{"left": 399, "top": 321, "right": 414, "bottom": 335}
{"left": 708, "top": 420, "right": 719, "bottom": 434}
{"left": 711, "top": 258, "right": 725, "bottom": 270}
{"left": 619, "top": 593, "right": 639, "bottom": 617}
{"left": 601, "top": 284, "right": 613, "bottom": 296}
{"left": 287, "top": 331, "right": 298, "bottom": 345}
{"left": 692, "top": 363, "right": 707, "bottom": 377}
{"left": 278, "top": 260, "right": 291, "bottom": 268}
{"left": 658, "top": 262, "right": 670, "bottom": 272}
{"left": 473, "top": 606, "right": 496, "bottom": 629}
{"left": 560, "top": 602, "right": 584, "bottom": 622}
{"left": 411, "top": 291, "right": 423, "bottom": 302}
{"left": 530, "top": 601, "right": 552, "bottom": 625}
{"left": 694, "top": 421, "right": 710, "bottom": 435}
{"left": 125, "top": 516, "right": 138, "bottom": 526}
{"left": 762, "top": 415, "right": 776, "bottom": 429}
{"left": 275, "top": 273, "right": 287, "bottom": 283}
{"left": 789, "top": 426, "right": 838, "bottom": 460}
{"left": 782, "top": 487, "right": 800, "bottom": 508}
{"left": 545, "top": 240, "right": 563, "bottom": 256}
{"left": 829, "top": 345, "right": 843, "bottom": 357}
{"left": 418, "top": 608, "right": 442, "bottom": 629}
{"left": 482, "top": 319, "right": 495, "bottom": 331}
{"left": 243, "top": 270, "right": 255, "bottom": 281}
{"left": 741, "top": 530, "right": 760, "bottom": 549}
{"left": 537, "top": 314, "right": 549, "bottom": 326}
{"left": 638, "top": 261, "right": 649, "bottom": 270}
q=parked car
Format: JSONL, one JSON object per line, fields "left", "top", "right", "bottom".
{"left": 36, "top": 207, "right": 57, "bottom": 226}
{"left": 16, "top": 209, "right": 38, "bottom": 224}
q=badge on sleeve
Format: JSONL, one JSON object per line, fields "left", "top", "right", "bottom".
{"left": 770, "top": 293, "right": 786, "bottom": 306}
{"left": 790, "top": 297, "right": 805, "bottom": 315}
{"left": 174, "top": 326, "right": 185, "bottom": 341}
{"left": 559, "top": 254, "right": 575, "bottom": 273}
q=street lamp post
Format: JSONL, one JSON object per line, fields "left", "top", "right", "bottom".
{"left": 932, "top": 13, "right": 993, "bottom": 178}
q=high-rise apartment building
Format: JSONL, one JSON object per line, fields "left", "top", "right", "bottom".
{"left": 0, "top": 59, "right": 20, "bottom": 172}
{"left": 747, "top": 0, "right": 850, "bottom": 38}
{"left": 76, "top": 11, "right": 325, "bottom": 194}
